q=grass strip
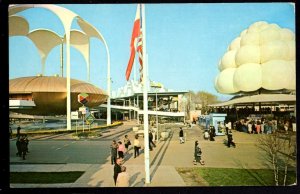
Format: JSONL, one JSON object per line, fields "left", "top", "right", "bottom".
{"left": 177, "top": 167, "right": 296, "bottom": 186}
{"left": 10, "top": 171, "right": 84, "bottom": 184}
{"left": 197, "top": 168, "right": 296, "bottom": 186}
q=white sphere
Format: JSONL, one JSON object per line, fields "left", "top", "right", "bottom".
{"left": 233, "top": 63, "right": 262, "bottom": 92}
{"left": 215, "top": 68, "right": 238, "bottom": 94}
{"left": 286, "top": 60, "right": 296, "bottom": 90}
{"left": 229, "top": 37, "right": 241, "bottom": 51}
{"left": 240, "top": 29, "right": 248, "bottom": 37}
{"left": 235, "top": 45, "right": 260, "bottom": 66}
{"left": 260, "top": 40, "right": 290, "bottom": 63}
{"left": 220, "top": 50, "right": 237, "bottom": 70}
{"left": 286, "top": 40, "right": 295, "bottom": 61}
{"left": 216, "top": 21, "right": 295, "bottom": 94}
{"left": 240, "top": 32, "right": 260, "bottom": 46}
{"left": 279, "top": 28, "right": 295, "bottom": 41}
{"left": 260, "top": 26, "right": 280, "bottom": 44}
{"left": 261, "top": 60, "right": 292, "bottom": 90}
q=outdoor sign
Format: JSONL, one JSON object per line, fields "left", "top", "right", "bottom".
{"left": 78, "top": 93, "right": 89, "bottom": 105}
{"left": 79, "top": 106, "right": 89, "bottom": 115}
{"left": 71, "top": 111, "right": 79, "bottom": 119}
{"left": 85, "top": 112, "right": 95, "bottom": 125}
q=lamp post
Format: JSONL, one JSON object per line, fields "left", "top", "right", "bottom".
{"left": 104, "top": 41, "right": 111, "bottom": 126}
{"left": 155, "top": 91, "right": 158, "bottom": 142}
{"left": 151, "top": 83, "right": 161, "bottom": 142}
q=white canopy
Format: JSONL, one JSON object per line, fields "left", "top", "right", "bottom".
{"left": 208, "top": 94, "right": 296, "bottom": 107}
{"left": 9, "top": 5, "right": 108, "bottom": 82}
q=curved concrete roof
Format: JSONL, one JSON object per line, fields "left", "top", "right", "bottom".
{"left": 10, "top": 76, "right": 107, "bottom": 94}
{"left": 9, "top": 76, "right": 108, "bottom": 115}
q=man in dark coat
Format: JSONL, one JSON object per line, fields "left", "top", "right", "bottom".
{"left": 20, "top": 135, "right": 27, "bottom": 160}
{"left": 209, "top": 126, "right": 215, "bottom": 141}
{"left": 149, "top": 130, "right": 156, "bottom": 150}
{"left": 17, "top": 126, "right": 21, "bottom": 137}
{"left": 16, "top": 135, "right": 21, "bottom": 157}
{"left": 110, "top": 140, "right": 118, "bottom": 165}
{"left": 227, "top": 130, "right": 236, "bottom": 148}
{"left": 113, "top": 158, "right": 122, "bottom": 185}
{"left": 179, "top": 127, "right": 184, "bottom": 144}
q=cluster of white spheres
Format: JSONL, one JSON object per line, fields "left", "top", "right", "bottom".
{"left": 215, "top": 21, "right": 295, "bottom": 94}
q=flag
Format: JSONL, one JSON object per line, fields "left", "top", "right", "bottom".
{"left": 125, "top": 4, "right": 142, "bottom": 81}
{"left": 137, "top": 29, "right": 143, "bottom": 82}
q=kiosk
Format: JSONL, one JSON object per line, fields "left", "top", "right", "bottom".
{"left": 198, "top": 115, "right": 210, "bottom": 129}
{"left": 209, "top": 113, "right": 227, "bottom": 136}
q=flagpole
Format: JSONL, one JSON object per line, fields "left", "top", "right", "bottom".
{"left": 141, "top": 3, "right": 150, "bottom": 184}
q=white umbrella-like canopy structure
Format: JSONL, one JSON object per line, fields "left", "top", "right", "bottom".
{"left": 215, "top": 21, "right": 295, "bottom": 94}
{"left": 9, "top": 15, "right": 29, "bottom": 36}
{"left": 64, "top": 30, "right": 90, "bottom": 80}
{"left": 27, "top": 29, "right": 63, "bottom": 74}
{"left": 9, "top": 4, "right": 112, "bottom": 129}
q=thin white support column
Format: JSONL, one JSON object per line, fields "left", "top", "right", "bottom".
{"left": 137, "top": 95, "right": 139, "bottom": 124}
{"left": 66, "top": 32, "right": 71, "bottom": 130}
{"left": 103, "top": 40, "right": 111, "bottom": 126}
{"left": 134, "top": 97, "right": 136, "bottom": 120}
{"left": 156, "top": 92, "right": 158, "bottom": 142}
{"left": 142, "top": 4, "right": 150, "bottom": 184}
{"left": 60, "top": 43, "right": 64, "bottom": 77}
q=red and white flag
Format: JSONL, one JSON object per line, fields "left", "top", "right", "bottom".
{"left": 125, "top": 4, "right": 143, "bottom": 81}
{"left": 137, "top": 29, "right": 143, "bottom": 82}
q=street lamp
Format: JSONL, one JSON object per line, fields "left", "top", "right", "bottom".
{"left": 151, "top": 82, "right": 161, "bottom": 142}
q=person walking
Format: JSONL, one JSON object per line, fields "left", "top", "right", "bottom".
{"left": 110, "top": 140, "right": 118, "bottom": 165}
{"left": 16, "top": 135, "right": 22, "bottom": 157}
{"left": 227, "top": 130, "right": 236, "bottom": 148}
{"left": 203, "top": 130, "right": 209, "bottom": 140}
{"left": 209, "top": 126, "right": 215, "bottom": 141}
{"left": 179, "top": 127, "right": 184, "bottom": 144}
{"left": 113, "top": 158, "right": 122, "bottom": 186}
{"left": 225, "top": 126, "right": 229, "bottom": 135}
{"left": 20, "top": 135, "right": 27, "bottom": 160}
{"left": 24, "top": 134, "right": 29, "bottom": 153}
{"left": 149, "top": 130, "right": 156, "bottom": 150}
{"left": 9, "top": 126, "right": 12, "bottom": 139}
{"left": 116, "top": 166, "right": 130, "bottom": 187}
{"left": 17, "top": 125, "right": 21, "bottom": 137}
{"left": 247, "top": 121, "right": 252, "bottom": 134}
{"left": 251, "top": 122, "right": 256, "bottom": 134}
{"left": 194, "top": 141, "right": 204, "bottom": 165}
{"left": 133, "top": 134, "right": 141, "bottom": 158}
{"left": 117, "top": 141, "right": 125, "bottom": 160}
{"left": 124, "top": 135, "right": 131, "bottom": 153}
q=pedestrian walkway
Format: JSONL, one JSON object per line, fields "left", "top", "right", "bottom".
{"left": 10, "top": 121, "right": 283, "bottom": 188}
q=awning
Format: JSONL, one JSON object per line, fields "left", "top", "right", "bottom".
{"left": 208, "top": 94, "right": 296, "bottom": 107}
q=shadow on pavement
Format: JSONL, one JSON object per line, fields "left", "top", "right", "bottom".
{"left": 150, "top": 131, "right": 174, "bottom": 178}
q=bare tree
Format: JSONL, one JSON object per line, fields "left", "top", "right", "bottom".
{"left": 257, "top": 130, "right": 296, "bottom": 186}
{"left": 186, "top": 91, "right": 220, "bottom": 114}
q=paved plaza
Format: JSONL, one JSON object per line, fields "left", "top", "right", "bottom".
{"left": 10, "top": 120, "right": 292, "bottom": 188}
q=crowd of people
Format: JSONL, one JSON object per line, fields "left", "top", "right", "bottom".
{"left": 215, "top": 106, "right": 273, "bottom": 116}
{"left": 14, "top": 125, "right": 30, "bottom": 160}
{"left": 111, "top": 131, "right": 157, "bottom": 187}
{"left": 233, "top": 115, "right": 295, "bottom": 134}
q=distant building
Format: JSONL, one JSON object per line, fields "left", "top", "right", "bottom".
{"left": 99, "top": 80, "right": 188, "bottom": 123}
{"left": 9, "top": 76, "right": 107, "bottom": 115}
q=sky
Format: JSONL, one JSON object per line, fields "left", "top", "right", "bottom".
{"left": 9, "top": 3, "right": 295, "bottom": 101}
